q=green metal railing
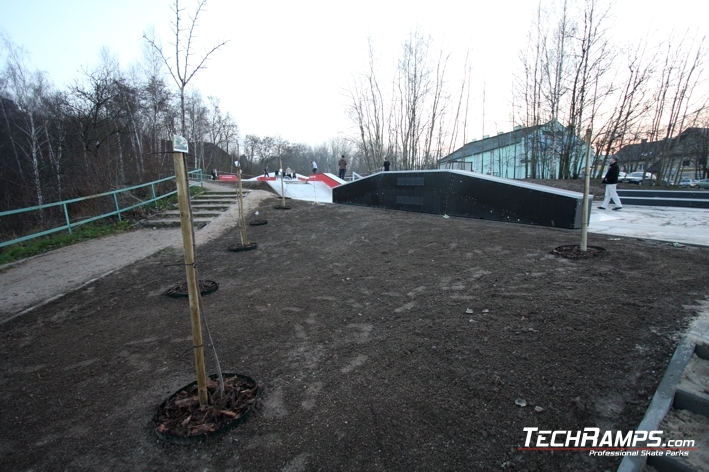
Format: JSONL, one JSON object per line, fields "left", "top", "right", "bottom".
{"left": 0, "top": 169, "right": 203, "bottom": 249}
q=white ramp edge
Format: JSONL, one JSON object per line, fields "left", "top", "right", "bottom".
{"left": 266, "top": 178, "right": 333, "bottom": 203}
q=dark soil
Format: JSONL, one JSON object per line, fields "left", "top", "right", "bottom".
{"left": 1, "top": 182, "right": 708, "bottom": 471}
{"left": 165, "top": 280, "right": 219, "bottom": 298}
{"left": 227, "top": 242, "right": 258, "bottom": 253}
{"left": 551, "top": 245, "right": 607, "bottom": 260}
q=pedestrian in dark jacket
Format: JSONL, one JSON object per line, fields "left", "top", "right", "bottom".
{"left": 599, "top": 156, "right": 623, "bottom": 210}
{"left": 338, "top": 155, "right": 347, "bottom": 180}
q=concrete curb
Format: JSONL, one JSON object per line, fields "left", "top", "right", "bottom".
{"left": 618, "top": 307, "right": 709, "bottom": 472}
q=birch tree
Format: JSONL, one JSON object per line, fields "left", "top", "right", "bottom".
{"left": 1, "top": 34, "right": 50, "bottom": 207}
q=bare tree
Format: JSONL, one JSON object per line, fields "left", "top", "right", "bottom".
{"left": 514, "top": 1, "right": 548, "bottom": 178}
{"left": 347, "top": 38, "right": 389, "bottom": 173}
{"left": 184, "top": 87, "right": 208, "bottom": 168}
{"left": 558, "top": 0, "right": 614, "bottom": 179}
{"left": 542, "top": 0, "right": 573, "bottom": 178}
{"left": 447, "top": 52, "right": 472, "bottom": 157}
{"left": 348, "top": 30, "right": 454, "bottom": 172}
{"left": 143, "top": 0, "right": 228, "bottom": 137}
{"left": 592, "top": 39, "right": 655, "bottom": 178}
{"left": 206, "top": 96, "right": 238, "bottom": 156}
{"left": 1, "top": 33, "right": 51, "bottom": 207}
{"left": 649, "top": 34, "right": 707, "bottom": 184}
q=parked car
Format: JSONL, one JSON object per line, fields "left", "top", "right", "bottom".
{"left": 622, "top": 172, "right": 656, "bottom": 185}
{"left": 618, "top": 171, "right": 628, "bottom": 181}
{"left": 679, "top": 178, "right": 698, "bottom": 188}
{"left": 696, "top": 178, "right": 709, "bottom": 190}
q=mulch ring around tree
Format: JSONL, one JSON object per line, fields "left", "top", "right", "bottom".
{"left": 274, "top": 205, "right": 291, "bottom": 210}
{"left": 551, "top": 244, "right": 607, "bottom": 260}
{"left": 248, "top": 219, "right": 268, "bottom": 226}
{"left": 227, "top": 242, "right": 258, "bottom": 252}
{"left": 154, "top": 373, "right": 261, "bottom": 444}
{"left": 165, "top": 280, "right": 219, "bottom": 298}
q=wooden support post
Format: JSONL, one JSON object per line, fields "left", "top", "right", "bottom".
{"left": 237, "top": 167, "right": 248, "bottom": 245}
{"left": 173, "top": 152, "right": 209, "bottom": 406}
{"left": 581, "top": 128, "right": 593, "bottom": 252}
{"left": 279, "top": 157, "right": 286, "bottom": 207}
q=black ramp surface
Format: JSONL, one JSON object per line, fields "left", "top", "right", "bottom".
{"left": 333, "top": 170, "right": 588, "bottom": 229}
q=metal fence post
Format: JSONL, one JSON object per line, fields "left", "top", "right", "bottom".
{"left": 113, "top": 193, "right": 122, "bottom": 222}
{"left": 63, "top": 203, "right": 72, "bottom": 234}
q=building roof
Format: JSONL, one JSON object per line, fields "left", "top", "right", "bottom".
{"left": 615, "top": 138, "right": 668, "bottom": 163}
{"left": 615, "top": 127, "right": 709, "bottom": 166}
{"left": 439, "top": 120, "right": 562, "bottom": 164}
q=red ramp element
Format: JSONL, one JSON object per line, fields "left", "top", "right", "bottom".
{"left": 307, "top": 173, "right": 341, "bottom": 188}
{"left": 218, "top": 174, "right": 237, "bottom": 181}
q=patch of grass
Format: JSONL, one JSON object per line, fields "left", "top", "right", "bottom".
{"left": 0, "top": 184, "right": 203, "bottom": 266}
{"left": 0, "top": 221, "right": 131, "bottom": 266}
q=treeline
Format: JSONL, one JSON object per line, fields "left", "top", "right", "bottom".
{"left": 348, "top": 0, "right": 709, "bottom": 180}
{"left": 0, "top": 33, "right": 357, "bottom": 240}
{"left": 515, "top": 0, "right": 709, "bottom": 180}
{"left": 0, "top": 40, "right": 220, "bottom": 215}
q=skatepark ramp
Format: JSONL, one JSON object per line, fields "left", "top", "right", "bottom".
{"left": 257, "top": 173, "right": 341, "bottom": 203}
{"left": 332, "top": 170, "right": 590, "bottom": 229}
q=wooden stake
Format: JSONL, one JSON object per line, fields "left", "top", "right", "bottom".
{"left": 580, "top": 128, "right": 593, "bottom": 252}
{"left": 237, "top": 167, "right": 248, "bottom": 245}
{"left": 173, "top": 152, "right": 209, "bottom": 406}
{"left": 279, "top": 157, "right": 286, "bottom": 207}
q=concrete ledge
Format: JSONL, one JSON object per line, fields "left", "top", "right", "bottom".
{"left": 694, "top": 343, "right": 709, "bottom": 360}
{"left": 618, "top": 197, "right": 709, "bottom": 209}
{"left": 618, "top": 322, "right": 709, "bottom": 472}
{"left": 674, "top": 389, "right": 709, "bottom": 418}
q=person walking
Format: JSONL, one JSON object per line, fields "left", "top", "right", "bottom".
{"left": 338, "top": 155, "right": 347, "bottom": 180}
{"left": 383, "top": 158, "right": 391, "bottom": 171}
{"left": 599, "top": 156, "right": 623, "bottom": 210}
{"left": 311, "top": 160, "right": 318, "bottom": 174}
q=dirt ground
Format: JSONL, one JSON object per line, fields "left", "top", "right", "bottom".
{"left": 1, "top": 180, "right": 709, "bottom": 471}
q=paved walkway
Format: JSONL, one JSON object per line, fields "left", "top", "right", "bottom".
{"left": 588, "top": 205, "right": 709, "bottom": 247}
{"left": 0, "top": 187, "right": 271, "bottom": 324}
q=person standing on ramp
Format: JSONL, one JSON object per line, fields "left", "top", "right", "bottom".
{"left": 338, "top": 155, "right": 347, "bottom": 180}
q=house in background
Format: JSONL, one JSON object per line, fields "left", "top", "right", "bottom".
{"left": 614, "top": 138, "right": 667, "bottom": 173}
{"left": 615, "top": 128, "right": 708, "bottom": 181}
{"left": 670, "top": 128, "right": 709, "bottom": 179}
{"left": 438, "top": 120, "right": 590, "bottom": 179}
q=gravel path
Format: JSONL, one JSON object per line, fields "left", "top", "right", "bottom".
{"left": 0, "top": 188, "right": 272, "bottom": 324}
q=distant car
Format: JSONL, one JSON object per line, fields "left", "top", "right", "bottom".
{"left": 618, "top": 172, "right": 628, "bottom": 181}
{"left": 696, "top": 179, "right": 709, "bottom": 190}
{"left": 622, "top": 172, "right": 656, "bottom": 185}
{"left": 678, "top": 178, "right": 698, "bottom": 188}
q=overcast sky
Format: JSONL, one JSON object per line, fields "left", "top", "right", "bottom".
{"left": 1, "top": 0, "right": 707, "bottom": 146}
